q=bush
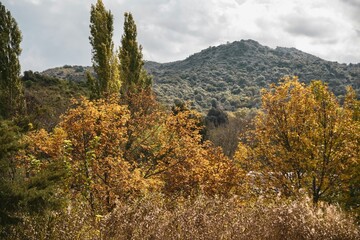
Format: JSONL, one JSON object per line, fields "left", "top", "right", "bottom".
{"left": 4, "top": 199, "right": 98, "bottom": 240}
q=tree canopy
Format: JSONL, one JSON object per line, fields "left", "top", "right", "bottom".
{"left": 119, "top": 12, "right": 152, "bottom": 96}
{"left": 235, "top": 76, "right": 359, "bottom": 204}
{"left": 88, "top": 0, "right": 120, "bottom": 99}
{"left": 0, "top": 2, "right": 23, "bottom": 119}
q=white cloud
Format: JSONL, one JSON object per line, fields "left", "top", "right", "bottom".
{"left": 2, "top": 0, "right": 360, "bottom": 71}
{"left": 24, "top": 0, "right": 41, "bottom": 5}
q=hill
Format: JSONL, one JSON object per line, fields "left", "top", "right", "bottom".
{"left": 22, "top": 70, "right": 89, "bottom": 130}
{"left": 40, "top": 40, "right": 360, "bottom": 112}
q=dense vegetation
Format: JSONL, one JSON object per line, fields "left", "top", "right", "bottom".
{"left": 0, "top": 1, "right": 359, "bottom": 239}
{"left": 0, "top": 2, "right": 23, "bottom": 118}
{"left": 42, "top": 40, "right": 360, "bottom": 113}
{"left": 148, "top": 40, "right": 360, "bottom": 112}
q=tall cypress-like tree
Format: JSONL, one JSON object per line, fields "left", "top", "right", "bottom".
{"left": 119, "top": 12, "right": 152, "bottom": 96}
{"left": 88, "top": 0, "right": 120, "bottom": 99}
{"left": 0, "top": 3, "right": 23, "bottom": 119}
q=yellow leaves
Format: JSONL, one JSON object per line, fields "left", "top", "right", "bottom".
{"left": 21, "top": 92, "right": 244, "bottom": 212}
{"left": 23, "top": 127, "right": 67, "bottom": 167}
{"left": 235, "top": 76, "right": 359, "bottom": 202}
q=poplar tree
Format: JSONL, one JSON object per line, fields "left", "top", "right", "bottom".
{"left": 88, "top": 0, "right": 120, "bottom": 99}
{"left": 119, "top": 12, "right": 152, "bottom": 96}
{"left": 0, "top": 2, "right": 23, "bottom": 119}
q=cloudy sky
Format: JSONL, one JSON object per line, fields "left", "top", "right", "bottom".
{"left": 3, "top": 0, "right": 360, "bottom": 72}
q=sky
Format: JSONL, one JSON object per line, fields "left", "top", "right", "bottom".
{"left": 3, "top": 0, "right": 360, "bottom": 72}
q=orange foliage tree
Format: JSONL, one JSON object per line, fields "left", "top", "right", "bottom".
{"left": 21, "top": 95, "right": 242, "bottom": 213}
{"left": 23, "top": 96, "right": 144, "bottom": 213}
{"left": 235, "top": 76, "right": 359, "bottom": 203}
{"left": 122, "top": 92, "right": 242, "bottom": 196}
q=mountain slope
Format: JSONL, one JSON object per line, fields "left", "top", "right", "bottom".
{"left": 147, "top": 40, "right": 359, "bottom": 111}
{"left": 41, "top": 40, "right": 360, "bottom": 112}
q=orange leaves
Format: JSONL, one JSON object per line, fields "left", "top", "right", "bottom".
{"left": 60, "top": 96, "right": 129, "bottom": 158}
{"left": 23, "top": 127, "right": 67, "bottom": 174}
{"left": 58, "top": 97, "right": 139, "bottom": 211}
{"left": 234, "top": 76, "right": 359, "bottom": 203}
{"left": 23, "top": 96, "right": 138, "bottom": 213}
{"left": 155, "top": 109, "right": 242, "bottom": 196}
{"left": 22, "top": 93, "right": 242, "bottom": 212}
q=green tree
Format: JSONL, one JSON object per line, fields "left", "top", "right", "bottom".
{"left": 88, "top": 0, "right": 120, "bottom": 99}
{"left": 0, "top": 119, "right": 70, "bottom": 236}
{"left": 119, "top": 12, "right": 152, "bottom": 96}
{"left": 0, "top": 2, "right": 23, "bottom": 119}
{"left": 0, "top": 120, "right": 23, "bottom": 231}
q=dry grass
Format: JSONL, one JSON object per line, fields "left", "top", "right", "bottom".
{"left": 102, "top": 194, "right": 359, "bottom": 240}
{"left": 3, "top": 194, "right": 359, "bottom": 240}
{"left": 3, "top": 200, "right": 98, "bottom": 240}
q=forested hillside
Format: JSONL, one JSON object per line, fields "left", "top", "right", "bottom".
{"left": 148, "top": 40, "right": 360, "bottom": 111}
{"left": 42, "top": 40, "right": 360, "bottom": 112}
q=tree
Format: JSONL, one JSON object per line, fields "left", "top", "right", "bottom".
{"left": 235, "top": 76, "right": 359, "bottom": 203}
{"left": 119, "top": 12, "right": 152, "bottom": 96}
{"left": 206, "top": 108, "right": 257, "bottom": 158}
{"left": 123, "top": 102, "right": 241, "bottom": 196}
{"left": 88, "top": 0, "right": 120, "bottom": 99}
{"left": 23, "top": 97, "right": 145, "bottom": 214}
{"left": 342, "top": 87, "right": 360, "bottom": 219}
{"left": 0, "top": 2, "right": 23, "bottom": 118}
{"left": 0, "top": 120, "right": 23, "bottom": 231}
{"left": 23, "top": 96, "right": 242, "bottom": 214}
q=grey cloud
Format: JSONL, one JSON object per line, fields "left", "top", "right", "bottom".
{"left": 4, "top": 0, "right": 91, "bottom": 71}
{"left": 310, "top": 38, "right": 339, "bottom": 45}
{"left": 2, "top": 0, "right": 360, "bottom": 70}
{"left": 110, "top": 0, "right": 233, "bottom": 62}
{"left": 340, "top": 0, "right": 360, "bottom": 7}
{"left": 338, "top": 0, "right": 360, "bottom": 30}
{"left": 281, "top": 15, "right": 334, "bottom": 38}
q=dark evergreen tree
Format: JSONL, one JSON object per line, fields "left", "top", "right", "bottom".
{"left": 205, "top": 104, "right": 228, "bottom": 128}
{"left": 0, "top": 120, "right": 23, "bottom": 234}
{"left": 119, "top": 12, "right": 152, "bottom": 96}
{"left": 0, "top": 2, "right": 23, "bottom": 119}
{"left": 88, "top": 0, "right": 120, "bottom": 99}
{"left": 0, "top": 118, "right": 69, "bottom": 236}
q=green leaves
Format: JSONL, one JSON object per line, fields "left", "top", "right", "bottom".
{"left": 0, "top": 2, "right": 23, "bottom": 119}
{"left": 88, "top": 0, "right": 120, "bottom": 99}
{"left": 119, "top": 12, "right": 152, "bottom": 97}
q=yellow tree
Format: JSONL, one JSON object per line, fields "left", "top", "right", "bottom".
{"left": 129, "top": 104, "right": 241, "bottom": 196}
{"left": 235, "top": 76, "right": 359, "bottom": 203}
{"left": 342, "top": 87, "right": 360, "bottom": 214}
{"left": 22, "top": 97, "right": 242, "bottom": 215}
{"left": 23, "top": 97, "right": 143, "bottom": 213}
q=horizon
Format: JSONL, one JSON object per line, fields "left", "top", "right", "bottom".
{"left": 39, "top": 39, "right": 359, "bottom": 73}
{"left": 3, "top": 0, "right": 360, "bottom": 72}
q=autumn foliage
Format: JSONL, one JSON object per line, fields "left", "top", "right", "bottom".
{"left": 20, "top": 92, "right": 241, "bottom": 214}
{"left": 235, "top": 76, "right": 359, "bottom": 204}
{"left": 1, "top": 1, "right": 359, "bottom": 238}
{"left": 7, "top": 77, "right": 359, "bottom": 239}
